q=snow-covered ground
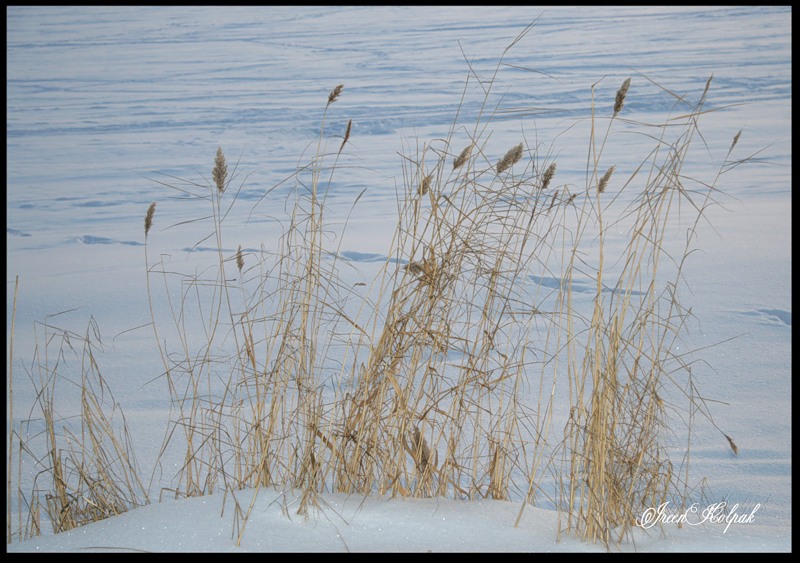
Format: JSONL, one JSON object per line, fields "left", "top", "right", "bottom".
{"left": 6, "top": 6, "right": 791, "bottom": 552}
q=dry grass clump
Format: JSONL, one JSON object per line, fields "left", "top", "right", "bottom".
{"left": 544, "top": 74, "right": 747, "bottom": 548}
{"left": 8, "top": 318, "right": 149, "bottom": 540}
{"left": 7, "top": 25, "right": 747, "bottom": 551}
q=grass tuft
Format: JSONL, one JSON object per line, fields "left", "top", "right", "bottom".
{"left": 6, "top": 23, "right": 752, "bottom": 551}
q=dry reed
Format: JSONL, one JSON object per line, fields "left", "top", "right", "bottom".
{"left": 144, "top": 201, "right": 156, "bottom": 237}
{"left": 453, "top": 143, "right": 473, "bottom": 170}
{"left": 613, "top": 77, "right": 631, "bottom": 117}
{"left": 597, "top": 165, "right": 615, "bottom": 194}
{"left": 419, "top": 173, "right": 433, "bottom": 196}
{"left": 725, "top": 434, "right": 739, "bottom": 455}
{"left": 7, "top": 276, "right": 19, "bottom": 543}
{"left": 236, "top": 245, "right": 244, "bottom": 273}
{"left": 12, "top": 319, "right": 149, "bottom": 538}
{"left": 213, "top": 147, "right": 227, "bottom": 194}
{"left": 328, "top": 83, "right": 344, "bottom": 105}
{"left": 7, "top": 23, "right": 747, "bottom": 552}
{"left": 340, "top": 119, "right": 352, "bottom": 153}
{"left": 496, "top": 143, "right": 523, "bottom": 174}
{"left": 541, "top": 162, "right": 556, "bottom": 190}
{"left": 730, "top": 129, "right": 742, "bottom": 153}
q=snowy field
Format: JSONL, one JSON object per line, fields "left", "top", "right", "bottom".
{"left": 6, "top": 6, "right": 791, "bottom": 552}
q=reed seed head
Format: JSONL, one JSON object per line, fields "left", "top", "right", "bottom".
{"left": 598, "top": 165, "right": 615, "bottom": 194}
{"left": 725, "top": 434, "right": 739, "bottom": 455}
{"left": 340, "top": 119, "right": 352, "bottom": 152}
{"left": 613, "top": 77, "right": 631, "bottom": 117}
{"left": 419, "top": 173, "right": 433, "bottom": 196}
{"left": 412, "top": 426, "right": 432, "bottom": 473}
{"left": 328, "top": 84, "right": 344, "bottom": 105}
{"left": 730, "top": 129, "right": 742, "bottom": 153}
{"left": 144, "top": 201, "right": 156, "bottom": 238}
{"left": 542, "top": 162, "right": 557, "bottom": 190}
{"left": 700, "top": 74, "right": 713, "bottom": 106}
{"left": 236, "top": 244, "right": 244, "bottom": 273}
{"left": 453, "top": 143, "right": 473, "bottom": 170}
{"left": 213, "top": 147, "right": 227, "bottom": 194}
{"left": 404, "top": 260, "right": 425, "bottom": 276}
{"left": 422, "top": 257, "right": 436, "bottom": 277}
{"left": 496, "top": 143, "right": 523, "bottom": 174}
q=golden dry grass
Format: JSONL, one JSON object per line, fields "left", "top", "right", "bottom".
{"left": 7, "top": 27, "right": 748, "bottom": 551}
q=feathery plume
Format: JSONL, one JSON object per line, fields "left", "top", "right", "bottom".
{"left": 212, "top": 147, "right": 227, "bottom": 194}
{"left": 496, "top": 143, "right": 523, "bottom": 174}
{"left": 420, "top": 257, "right": 437, "bottom": 286}
{"left": 613, "top": 77, "right": 631, "bottom": 117}
{"left": 541, "top": 162, "right": 557, "bottom": 190}
{"left": 144, "top": 202, "right": 156, "bottom": 238}
{"left": 699, "top": 74, "right": 713, "bottom": 106}
{"left": 236, "top": 245, "right": 244, "bottom": 273}
{"left": 453, "top": 143, "right": 473, "bottom": 170}
{"left": 729, "top": 129, "right": 742, "bottom": 153}
{"left": 411, "top": 426, "right": 432, "bottom": 474}
{"left": 725, "top": 434, "right": 739, "bottom": 455}
{"left": 339, "top": 119, "right": 352, "bottom": 153}
{"left": 598, "top": 165, "right": 615, "bottom": 194}
{"left": 328, "top": 84, "right": 344, "bottom": 105}
{"left": 419, "top": 173, "right": 433, "bottom": 196}
{"left": 404, "top": 261, "right": 425, "bottom": 276}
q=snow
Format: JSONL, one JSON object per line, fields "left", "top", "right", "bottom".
{"left": 6, "top": 6, "right": 791, "bottom": 553}
{"left": 3, "top": 488, "right": 789, "bottom": 553}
